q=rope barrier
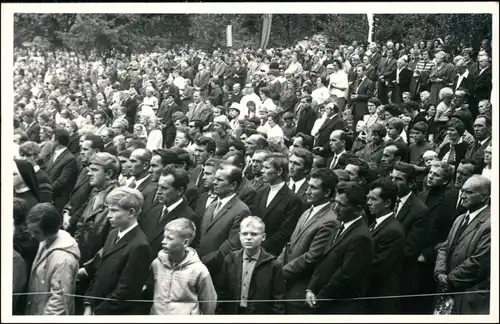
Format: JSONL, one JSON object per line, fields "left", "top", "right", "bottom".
{"left": 13, "top": 289, "right": 490, "bottom": 304}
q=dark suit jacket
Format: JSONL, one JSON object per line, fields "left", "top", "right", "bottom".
{"left": 140, "top": 200, "right": 199, "bottom": 259}
{"left": 288, "top": 179, "right": 309, "bottom": 207}
{"left": 45, "top": 148, "right": 78, "bottom": 211}
{"left": 314, "top": 114, "right": 346, "bottom": 149}
{"left": 351, "top": 77, "right": 375, "bottom": 123}
{"left": 377, "top": 57, "right": 397, "bottom": 82}
{"left": 197, "top": 195, "right": 250, "bottom": 273}
{"left": 103, "top": 142, "right": 117, "bottom": 156}
{"left": 217, "top": 248, "right": 285, "bottom": 314}
{"left": 294, "top": 103, "right": 317, "bottom": 136}
{"left": 394, "top": 192, "right": 430, "bottom": 296}
{"left": 251, "top": 185, "right": 304, "bottom": 256}
{"left": 84, "top": 226, "right": 152, "bottom": 315}
{"left": 390, "top": 67, "right": 413, "bottom": 104}
{"left": 65, "top": 167, "right": 93, "bottom": 235}
{"left": 473, "top": 66, "right": 492, "bottom": 101}
{"left": 464, "top": 137, "right": 491, "bottom": 169}
{"left": 135, "top": 175, "right": 157, "bottom": 204}
{"left": 277, "top": 203, "right": 339, "bottom": 307}
{"left": 123, "top": 96, "right": 141, "bottom": 132}
{"left": 326, "top": 151, "right": 351, "bottom": 171}
{"left": 67, "top": 134, "right": 80, "bottom": 155}
{"left": 25, "top": 122, "right": 41, "bottom": 143}
{"left": 307, "top": 218, "right": 374, "bottom": 314}
{"left": 366, "top": 215, "right": 405, "bottom": 314}
{"left": 438, "top": 141, "right": 470, "bottom": 177}
{"left": 158, "top": 101, "right": 181, "bottom": 148}
{"left": 236, "top": 177, "right": 257, "bottom": 212}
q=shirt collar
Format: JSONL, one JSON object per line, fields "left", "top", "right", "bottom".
{"left": 218, "top": 193, "right": 237, "bottom": 208}
{"left": 375, "top": 212, "right": 393, "bottom": 228}
{"left": 244, "top": 248, "right": 261, "bottom": 262}
{"left": 54, "top": 147, "right": 66, "bottom": 155}
{"left": 311, "top": 201, "right": 331, "bottom": 216}
{"left": 289, "top": 177, "right": 307, "bottom": 192}
{"left": 166, "top": 198, "right": 184, "bottom": 213}
{"left": 480, "top": 137, "right": 491, "bottom": 146}
{"left": 342, "top": 215, "right": 363, "bottom": 232}
{"left": 269, "top": 181, "right": 285, "bottom": 193}
{"left": 118, "top": 222, "right": 138, "bottom": 240}
{"left": 34, "top": 165, "right": 40, "bottom": 173}
{"left": 398, "top": 191, "right": 412, "bottom": 206}
{"left": 467, "top": 204, "right": 488, "bottom": 224}
{"left": 329, "top": 113, "right": 338, "bottom": 120}
{"left": 134, "top": 174, "right": 151, "bottom": 188}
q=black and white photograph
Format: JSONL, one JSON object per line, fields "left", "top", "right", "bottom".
{"left": 1, "top": 2, "right": 498, "bottom": 322}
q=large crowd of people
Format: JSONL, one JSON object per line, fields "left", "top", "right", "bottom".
{"left": 12, "top": 33, "right": 493, "bottom": 316}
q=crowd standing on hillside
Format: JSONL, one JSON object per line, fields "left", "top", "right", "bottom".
{"left": 12, "top": 34, "right": 492, "bottom": 316}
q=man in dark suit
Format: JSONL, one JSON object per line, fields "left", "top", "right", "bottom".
{"left": 278, "top": 168, "right": 339, "bottom": 314}
{"left": 434, "top": 175, "right": 491, "bottom": 315}
{"left": 197, "top": 164, "right": 250, "bottom": 276}
{"left": 251, "top": 153, "right": 304, "bottom": 256}
{"left": 45, "top": 128, "right": 78, "bottom": 212}
{"left": 194, "top": 157, "right": 221, "bottom": 220}
{"left": 452, "top": 57, "right": 473, "bottom": 96}
{"left": 141, "top": 166, "right": 199, "bottom": 259}
{"left": 390, "top": 56, "right": 412, "bottom": 104}
{"left": 294, "top": 95, "right": 317, "bottom": 136}
{"left": 22, "top": 108, "right": 41, "bottom": 143}
{"left": 390, "top": 162, "right": 430, "bottom": 314}
{"left": 157, "top": 90, "right": 181, "bottom": 148}
{"left": 249, "top": 149, "right": 269, "bottom": 191}
{"left": 62, "top": 135, "right": 104, "bottom": 235}
{"left": 464, "top": 115, "right": 492, "bottom": 169}
{"left": 122, "top": 87, "right": 142, "bottom": 133}
{"left": 376, "top": 48, "right": 397, "bottom": 104}
{"left": 288, "top": 148, "right": 313, "bottom": 206}
{"left": 325, "top": 130, "right": 351, "bottom": 171}
{"left": 129, "top": 148, "right": 156, "bottom": 200}
{"left": 350, "top": 64, "right": 375, "bottom": 124}
{"left": 365, "top": 179, "right": 405, "bottom": 314}
{"left": 189, "top": 136, "right": 216, "bottom": 190}
{"left": 472, "top": 55, "right": 492, "bottom": 106}
{"left": 416, "top": 161, "right": 458, "bottom": 313}
{"left": 102, "top": 129, "right": 117, "bottom": 156}
{"left": 81, "top": 187, "right": 152, "bottom": 315}
{"left": 243, "top": 134, "right": 268, "bottom": 180}
{"left": 305, "top": 182, "right": 374, "bottom": 314}
{"left": 223, "top": 151, "right": 257, "bottom": 211}
{"left": 313, "top": 101, "right": 345, "bottom": 151}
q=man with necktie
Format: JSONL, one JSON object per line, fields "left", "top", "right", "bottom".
{"left": 278, "top": 168, "right": 339, "bottom": 314}
{"left": 390, "top": 161, "right": 429, "bottom": 314}
{"left": 365, "top": 179, "right": 405, "bottom": 314}
{"left": 434, "top": 175, "right": 491, "bottom": 314}
{"left": 197, "top": 164, "right": 250, "bottom": 278}
{"left": 305, "top": 182, "right": 374, "bottom": 314}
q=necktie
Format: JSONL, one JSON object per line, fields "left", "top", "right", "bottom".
{"left": 456, "top": 191, "right": 463, "bottom": 209}
{"left": 158, "top": 207, "right": 168, "bottom": 224}
{"left": 330, "top": 155, "right": 338, "bottom": 170}
{"left": 333, "top": 223, "right": 345, "bottom": 242}
{"left": 212, "top": 200, "right": 222, "bottom": 220}
{"left": 196, "top": 169, "right": 203, "bottom": 187}
{"left": 291, "top": 182, "right": 297, "bottom": 193}
{"left": 393, "top": 198, "right": 401, "bottom": 217}
{"left": 302, "top": 207, "right": 315, "bottom": 226}
{"left": 452, "top": 212, "right": 470, "bottom": 247}
{"left": 369, "top": 222, "right": 377, "bottom": 232}
{"left": 115, "top": 232, "right": 122, "bottom": 244}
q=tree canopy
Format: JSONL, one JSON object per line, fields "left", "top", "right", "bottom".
{"left": 14, "top": 13, "right": 492, "bottom": 54}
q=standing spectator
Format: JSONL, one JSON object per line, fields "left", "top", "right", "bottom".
{"left": 14, "top": 159, "right": 41, "bottom": 212}
{"left": 376, "top": 48, "right": 397, "bottom": 104}
{"left": 22, "top": 108, "right": 41, "bottom": 143}
{"left": 18, "top": 141, "right": 53, "bottom": 203}
{"left": 350, "top": 64, "right": 375, "bottom": 124}
{"left": 429, "top": 51, "right": 455, "bottom": 106}
{"left": 81, "top": 187, "right": 152, "bottom": 315}
{"left": 217, "top": 216, "right": 285, "bottom": 314}
{"left": 434, "top": 175, "right": 490, "bottom": 314}
{"left": 45, "top": 128, "right": 78, "bottom": 211}
{"left": 25, "top": 203, "right": 80, "bottom": 315}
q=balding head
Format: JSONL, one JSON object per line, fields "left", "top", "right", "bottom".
{"left": 461, "top": 175, "right": 491, "bottom": 210}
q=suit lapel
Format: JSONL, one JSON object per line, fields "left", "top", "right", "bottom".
{"left": 293, "top": 203, "right": 332, "bottom": 245}
{"left": 103, "top": 226, "right": 139, "bottom": 259}
{"left": 46, "top": 149, "right": 66, "bottom": 172}
{"left": 325, "top": 218, "right": 362, "bottom": 254}
{"left": 206, "top": 196, "right": 237, "bottom": 232}
{"left": 201, "top": 200, "right": 217, "bottom": 235}
{"left": 396, "top": 193, "right": 414, "bottom": 222}
{"left": 263, "top": 186, "right": 287, "bottom": 218}
{"left": 136, "top": 176, "right": 151, "bottom": 193}
{"left": 72, "top": 169, "right": 89, "bottom": 193}
{"left": 454, "top": 207, "right": 489, "bottom": 246}
{"left": 371, "top": 214, "right": 396, "bottom": 236}
{"left": 150, "top": 202, "right": 185, "bottom": 243}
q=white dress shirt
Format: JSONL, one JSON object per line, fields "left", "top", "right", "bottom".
{"left": 52, "top": 147, "right": 67, "bottom": 162}
{"left": 455, "top": 69, "right": 469, "bottom": 91}
{"left": 266, "top": 182, "right": 285, "bottom": 207}
{"left": 395, "top": 191, "right": 412, "bottom": 216}
{"left": 339, "top": 215, "right": 363, "bottom": 234}
{"left": 374, "top": 212, "right": 393, "bottom": 230}
{"left": 116, "top": 222, "right": 138, "bottom": 241}
{"left": 304, "top": 201, "right": 331, "bottom": 224}
{"left": 166, "top": 198, "right": 184, "bottom": 213}
{"left": 288, "top": 177, "right": 307, "bottom": 194}
{"left": 328, "top": 70, "right": 348, "bottom": 98}
{"left": 466, "top": 204, "right": 489, "bottom": 225}
{"left": 330, "top": 150, "right": 346, "bottom": 169}
{"left": 215, "top": 193, "right": 237, "bottom": 214}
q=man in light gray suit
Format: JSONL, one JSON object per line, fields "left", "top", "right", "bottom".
{"left": 197, "top": 164, "right": 251, "bottom": 278}
{"left": 277, "top": 168, "right": 340, "bottom": 314}
{"left": 434, "top": 175, "right": 491, "bottom": 314}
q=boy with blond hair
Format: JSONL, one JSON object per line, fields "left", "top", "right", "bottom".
{"left": 216, "top": 216, "right": 285, "bottom": 314}
{"left": 145, "top": 218, "right": 217, "bottom": 315}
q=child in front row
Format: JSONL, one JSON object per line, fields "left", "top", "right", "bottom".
{"left": 145, "top": 218, "right": 217, "bottom": 315}
{"left": 216, "top": 216, "right": 285, "bottom": 314}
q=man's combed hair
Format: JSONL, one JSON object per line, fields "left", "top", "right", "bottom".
{"left": 105, "top": 187, "right": 144, "bottom": 215}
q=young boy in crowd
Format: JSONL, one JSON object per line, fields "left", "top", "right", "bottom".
{"left": 216, "top": 216, "right": 285, "bottom": 314}
{"left": 145, "top": 218, "right": 217, "bottom": 315}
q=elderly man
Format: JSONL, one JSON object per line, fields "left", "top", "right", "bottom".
{"left": 434, "top": 175, "right": 491, "bottom": 314}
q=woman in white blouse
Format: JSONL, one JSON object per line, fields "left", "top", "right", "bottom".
{"left": 266, "top": 112, "right": 284, "bottom": 142}
{"left": 327, "top": 60, "right": 348, "bottom": 112}
{"left": 482, "top": 144, "right": 492, "bottom": 179}
{"left": 311, "top": 77, "right": 330, "bottom": 107}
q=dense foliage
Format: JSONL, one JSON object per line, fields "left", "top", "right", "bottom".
{"left": 14, "top": 13, "right": 492, "bottom": 54}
